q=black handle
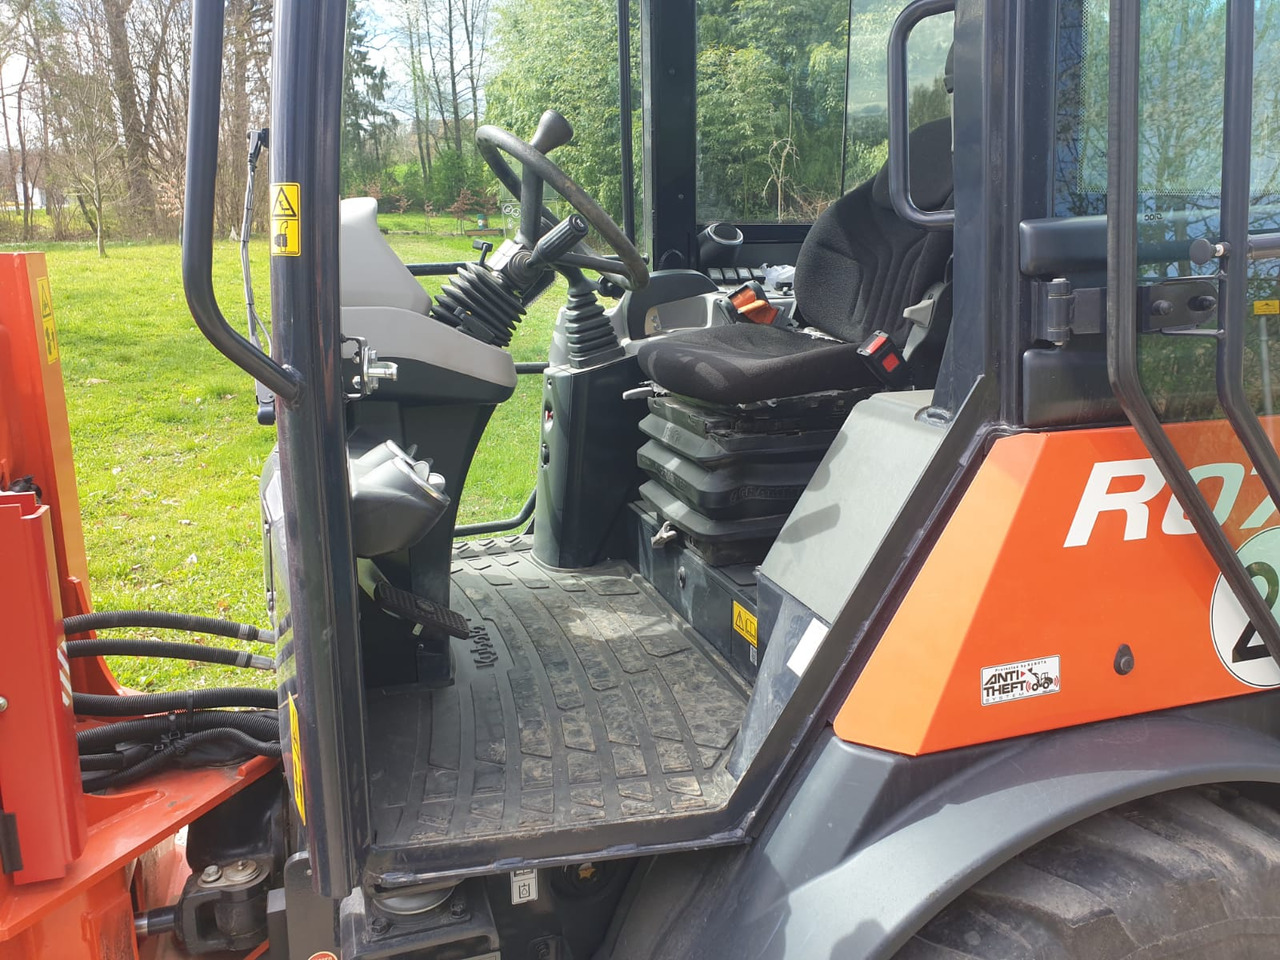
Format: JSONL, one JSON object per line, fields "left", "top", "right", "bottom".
{"left": 887, "top": 0, "right": 956, "bottom": 231}
{"left": 182, "top": 0, "right": 301, "bottom": 402}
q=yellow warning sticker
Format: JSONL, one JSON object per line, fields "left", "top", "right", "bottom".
{"left": 288, "top": 694, "right": 306, "bottom": 825}
{"left": 732, "top": 601, "right": 758, "bottom": 647}
{"left": 1255, "top": 299, "right": 1280, "bottom": 315}
{"left": 271, "top": 182, "right": 301, "bottom": 257}
{"left": 36, "top": 275, "right": 57, "bottom": 363}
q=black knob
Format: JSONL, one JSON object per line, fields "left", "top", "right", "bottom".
{"left": 530, "top": 110, "right": 574, "bottom": 155}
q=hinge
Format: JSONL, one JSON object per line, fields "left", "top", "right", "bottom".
{"left": 1032, "top": 278, "right": 1104, "bottom": 345}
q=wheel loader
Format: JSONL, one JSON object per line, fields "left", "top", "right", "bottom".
{"left": 4, "top": 0, "right": 1280, "bottom": 956}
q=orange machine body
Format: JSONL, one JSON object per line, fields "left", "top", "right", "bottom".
{"left": 837, "top": 420, "right": 1280, "bottom": 756}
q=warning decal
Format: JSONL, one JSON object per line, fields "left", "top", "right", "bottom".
{"left": 1255, "top": 299, "right": 1280, "bottom": 315}
{"left": 732, "top": 601, "right": 757, "bottom": 646}
{"left": 288, "top": 694, "right": 306, "bottom": 824}
{"left": 980, "top": 655, "right": 1060, "bottom": 706}
{"left": 271, "top": 182, "right": 301, "bottom": 257}
{"left": 37, "top": 275, "right": 58, "bottom": 363}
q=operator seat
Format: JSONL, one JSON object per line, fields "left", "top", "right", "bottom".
{"left": 635, "top": 116, "right": 954, "bottom": 403}
{"left": 634, "top": 106, "right": 954, "bottom": 563}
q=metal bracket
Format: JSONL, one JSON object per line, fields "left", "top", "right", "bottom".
{"left": 340, "top": 336, "right": 398, "bottom": 400}
{"left": 1033, "top": 277, "right": 1218, "bottom": 345}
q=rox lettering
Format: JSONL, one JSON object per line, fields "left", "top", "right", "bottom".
{"left": 1065, "top": 459, "right": 1277, "bottom": 547}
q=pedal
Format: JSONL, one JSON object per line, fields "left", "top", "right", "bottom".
{"left": 374, "top": 581, "right": 470, "bottom": 639}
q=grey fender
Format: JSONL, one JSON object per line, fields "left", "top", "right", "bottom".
{"left": 731, "top": 713, "right": 1280, "bottom": 960}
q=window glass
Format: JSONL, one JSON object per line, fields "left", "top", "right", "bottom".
{"left": 694, "top": 0, "right": 951, "bottom": 224}
{"left": 1052, "top": 0, "right": 1280, "bottom": 460}
{"left": 844, "top": 5, "right": 952, "bottom": 192}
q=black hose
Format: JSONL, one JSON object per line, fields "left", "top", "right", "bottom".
{"left": 86, "top": 728, "right": 282, "bottom": 791}
{"left": 74, "top": 687, "right": 277, "bottom": 717}
{"left": 77, "top": 709, "right": 279, "bottom": 753}
{"left": 79, "top": 753, "right": 129, "bottom": 771}
{"left": 67, "top": 638, "right": 274, "bottom": 671}
{"left": 63, "top": 610, "right": 272, "bottom": 643}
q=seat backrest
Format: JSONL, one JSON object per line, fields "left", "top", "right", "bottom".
{"left": 792, "top": 117, "right": 953, "bottom": 348}
{"left": 339, "top": 197, "right": 432, "bottom": 315}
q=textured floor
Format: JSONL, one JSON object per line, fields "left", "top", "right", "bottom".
{"left": 366, "top": 536, "right": 749, "bottom": 847}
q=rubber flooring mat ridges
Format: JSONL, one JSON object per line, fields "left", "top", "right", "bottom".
{"left": 366, "top": 536, "right": 750, "bottom": 848}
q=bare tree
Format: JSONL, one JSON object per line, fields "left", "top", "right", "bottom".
{"left": 48, "top": 52, "right": 125, "bottom": 255}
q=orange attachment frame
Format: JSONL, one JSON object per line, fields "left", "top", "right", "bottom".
{"left": 836, "top": 423, "right": 1280, "bottom": 756}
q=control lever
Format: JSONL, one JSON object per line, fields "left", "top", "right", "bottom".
{"left": 527, "top": 214, "right": 589, "bottom": 270}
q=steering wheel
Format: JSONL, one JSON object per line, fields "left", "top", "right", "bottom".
{"left": 475, "top": 110, "right": 649, "bottom": 291}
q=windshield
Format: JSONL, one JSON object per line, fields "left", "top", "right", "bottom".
{"left": 694, "top": 0, "right": 952, "bottom": 225}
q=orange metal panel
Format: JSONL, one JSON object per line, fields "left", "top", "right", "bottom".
{"left": 836, "top": 423, "right": 1280, "bottom": 755}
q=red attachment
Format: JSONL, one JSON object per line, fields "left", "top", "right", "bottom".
{"left": 0, "top": 253, "right": 117, "bottom": 695}
{"left": 0, "top": 493, "right": 86, "bottom": 887}
{"left": 0, "top": 759, "right": 276, "bottom": 958}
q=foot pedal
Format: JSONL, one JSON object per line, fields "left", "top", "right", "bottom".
{"left": 374, "top": 582, "right": 470, "bottom": 638}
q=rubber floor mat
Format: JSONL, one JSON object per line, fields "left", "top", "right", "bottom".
{"left": 365, "top": 536, "right": 750, "bottom": 851}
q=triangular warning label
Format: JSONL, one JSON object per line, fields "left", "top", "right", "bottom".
{"left": 273, "top": 186, "right": 298, "bottom": 218}
{"left": 38, "top": 282, "right": 53, "bottom": 319}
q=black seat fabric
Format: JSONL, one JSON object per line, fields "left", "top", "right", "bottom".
{"left": 636, "top": 117, "right": 953, "bottom": 405}
{"left": 635, "top": 323, "right": 880, "bottom": 405}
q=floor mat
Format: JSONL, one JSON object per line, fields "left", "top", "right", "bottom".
{"left": 365, "top": 536, "right": 750, "bottom": 850}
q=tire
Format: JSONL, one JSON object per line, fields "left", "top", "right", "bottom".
{"left": 897, "top": 784, "right": 1280, "bottom": 959}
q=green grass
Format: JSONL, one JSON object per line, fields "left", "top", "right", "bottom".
{"left": 31, "top": 218, "right": 558, "bottom": 691}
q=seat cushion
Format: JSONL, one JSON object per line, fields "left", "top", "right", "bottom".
{"left": 636, "top": 323, "right": 879, "bottom": 404}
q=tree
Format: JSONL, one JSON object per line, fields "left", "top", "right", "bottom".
{"left": 48, "top": 55, "right": 125, "bottom": 256}
{"left": 486, "top": 0, "right": 637, "bottom": 222}
{"left": 101, "top": 0, "right": 157, "bottom": 230}
{"left": 342, "top": 1, "right": 397, "bottom": 195}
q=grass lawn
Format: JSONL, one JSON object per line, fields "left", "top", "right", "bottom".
{"left": 26, "top": 217, "right": 560, "bottom": 691}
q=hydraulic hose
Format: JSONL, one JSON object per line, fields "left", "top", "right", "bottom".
{"left": 86, "top": 728, "right": 282, "bottom": 791}
{"left": 74, "top": 687, "right": 277, "bottom": 717}
{"left": 63, "top": 610, "right": 272, "bottom": 643}
{"left": 77, "top": 709, "right": 279, "bottom": 753}
{"left": 66, "top": 638, "right": 274, "bottom": 671}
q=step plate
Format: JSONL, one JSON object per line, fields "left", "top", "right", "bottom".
{"left": 363, "top": 536, "right": 750, "bottom": 879}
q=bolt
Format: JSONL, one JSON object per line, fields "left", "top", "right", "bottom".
{"left": 369, "top": 916, "right": 390, "bottom": 936}
{"left": 449, "top": 897, "right": 466, "bottom": 919}
{"left": 201, "top": 864, "right": 222, "bottom": 883}
{"left": 0, "top": 696, "right": 8, "bottom": 712}
{"left": 1114, "top": 643, "right": 1136, "bottom": 676}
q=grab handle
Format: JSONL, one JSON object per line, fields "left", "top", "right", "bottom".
{"left": 887, "top": 0, "right": 956, "bottom": 231}
{"left": 182, "top": 0, "right": 301, "bottom": 402}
